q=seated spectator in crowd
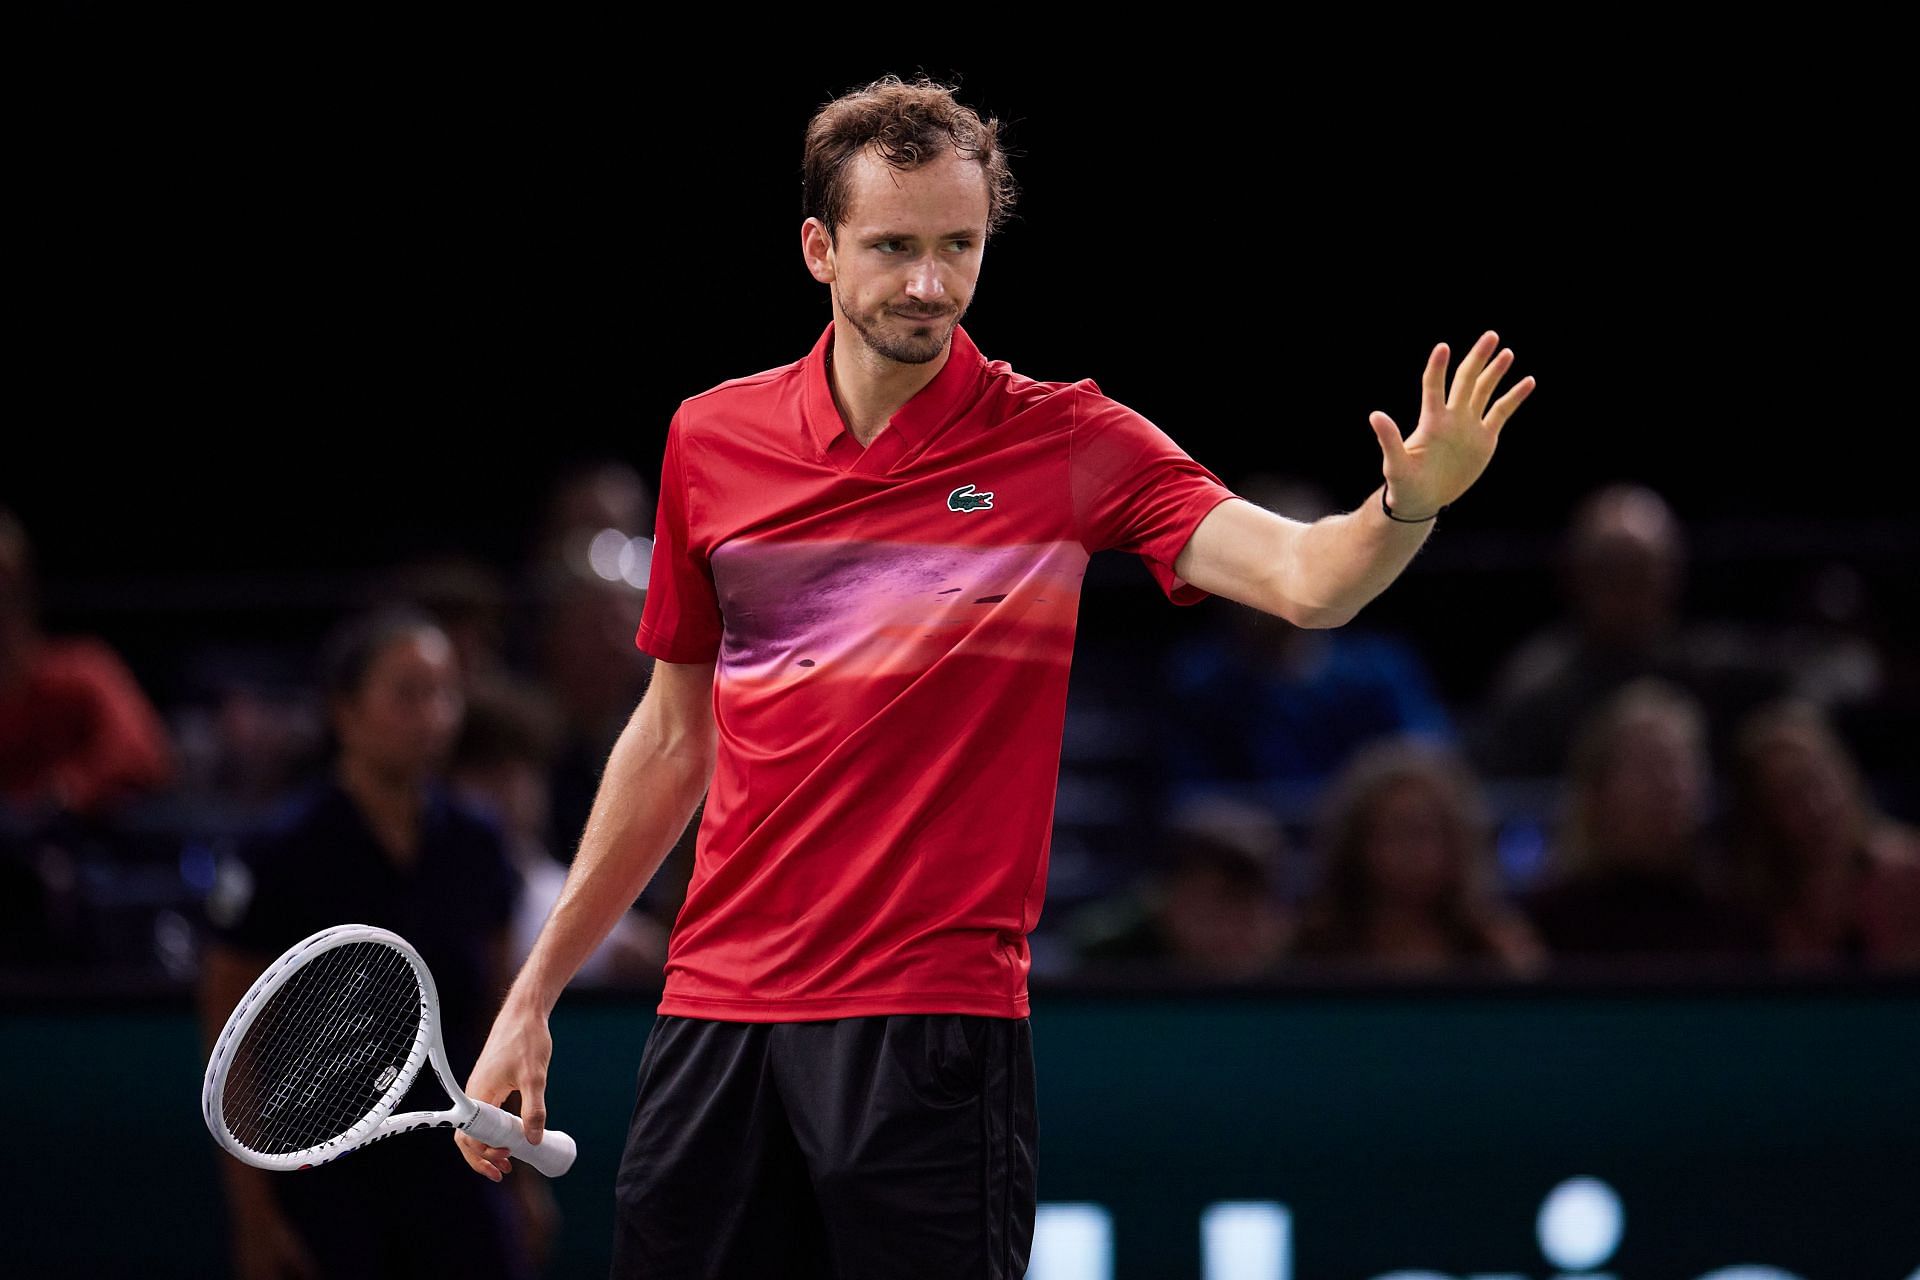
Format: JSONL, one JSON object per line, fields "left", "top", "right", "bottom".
{"left": 449, "top": 677, "right": 671, "bottom": 987}
{"left": 535, "top": 570, "right": 653, "bottom": 872}
{"left": 1525, "top": 677, "right": 1768, "bottom": 961}
{"left": 1290, "top": 735, "right": 1542, "bottom": 974}
{"left": 1068, "top": 795, "right": 1293, "bottom": 980}
{"left": 168, "top": 646, "right": 326, "bottom": 813}
{"left": 1465, "top": 483, "right": 1787, "bottom": 779}
{"left": 1725, "top": 697, "right": 1920, "bottom": 968}
{"left": 513, "top": 461, "right": 656, "bottom": 855}
{"left": 1768, "top": 560, "right": 1885, "bottom": 711}
{"left": 527, "top": 457, "right": 655, "bottom": 590}
{"left": 1158, "top": 476, "right": 1456, "bottom": 809}
{"left": 375, "top": 553, "right": 517, "bottom": 696}
{"left": 0, "top": 505, "right": 176, "bottom": 820}
{"left": 197, "top": 605, "right": 535, "bottom": 1280}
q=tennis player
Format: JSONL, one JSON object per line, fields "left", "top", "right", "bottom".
{"left": 458, "top": 72, "right": 1535, "bottom": 1278}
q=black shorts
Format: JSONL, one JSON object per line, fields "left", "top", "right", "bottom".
{"left": 611, "top": 1012, "right": 1037, "bottom": 1279}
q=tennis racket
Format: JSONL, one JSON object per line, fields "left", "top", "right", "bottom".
{"left": 202, "top": 922, "right": 576, "bottom": 1177}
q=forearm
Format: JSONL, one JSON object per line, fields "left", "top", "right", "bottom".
{"left": 1287, "top": 483, "right": 1438, "bottom": 626}
{"left": 504, "top": 703, "right": 712, "bottom": 1016}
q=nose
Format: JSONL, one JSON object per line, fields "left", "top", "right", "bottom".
{"left": 903, "top": 256, "right": 946, "bottom": 304}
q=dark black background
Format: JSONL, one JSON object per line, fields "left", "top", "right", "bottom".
{"left": 14, "top": 28, "right": 1905, "bottom": 687}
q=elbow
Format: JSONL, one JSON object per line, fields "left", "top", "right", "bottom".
{"left": 1292, "top": 604, "right": 1353, "bottom": 630}
{"left": 1268, "top": 575, "right": 1350, "bottom": 629}
{"left": 1263, "top": 585, "right": 1348, "bottom": 630}
{"left": 1267, "top": 518, "right": 1351, "bottom": 630}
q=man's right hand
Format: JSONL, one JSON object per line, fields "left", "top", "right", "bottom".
{"left": 455, "top": 997, "right": 553, "bottom": 1181}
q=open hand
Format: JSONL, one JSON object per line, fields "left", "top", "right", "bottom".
{"left": 1368, "top": 330, "right": 1536, "bottom": 517}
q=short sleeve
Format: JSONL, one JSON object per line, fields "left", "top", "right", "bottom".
{"left": 1069, "top": 383, "right": 1240, "bottom": 606}
{"left": 635, "top": 410, "right": 725, "bottom": 662}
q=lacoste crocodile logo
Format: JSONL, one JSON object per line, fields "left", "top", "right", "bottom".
{"left": 948, "top": 484, "right": 995, "bottom": 513}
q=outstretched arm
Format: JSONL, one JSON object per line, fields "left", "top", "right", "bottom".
{"left": 1172, "top": 330, "right": 1536, "bottom": 627}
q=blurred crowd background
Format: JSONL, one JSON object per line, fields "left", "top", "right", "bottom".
{"left": 10, "top": 52, "right": 1913, "bottom": 995}
{"left": 10, "top": 39, "right": 1914, "bottom": 1280}
{"left": 6, "top": 460, "right": 1915, "bottom": 994}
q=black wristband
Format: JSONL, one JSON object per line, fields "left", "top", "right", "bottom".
{"left": 1382, "top": 485, "right": 1443, "bottom": 523}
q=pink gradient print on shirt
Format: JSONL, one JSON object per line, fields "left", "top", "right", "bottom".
{"left": 709, "top": 536, "right": 1087, "bottom": 686}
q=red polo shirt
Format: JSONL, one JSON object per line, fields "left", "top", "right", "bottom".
{"left": 635, "top": 318, "right": 1239, "bottom": 1020}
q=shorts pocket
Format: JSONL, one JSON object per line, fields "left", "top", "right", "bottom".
{"left": 914, "top": 1014, "right": 986, "bottom": 1106}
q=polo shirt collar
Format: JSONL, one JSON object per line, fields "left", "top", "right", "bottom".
{"left": 802, "top": 317, "right": 986, "bottom": 461}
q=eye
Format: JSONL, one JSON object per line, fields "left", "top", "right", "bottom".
{"left": 875, "top": 239, "right": 903, "bottom": 253}
{"left": 947, "top": 239, "right": 972, "bottom": 251}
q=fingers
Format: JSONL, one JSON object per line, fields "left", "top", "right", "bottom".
{"left": 1447, "top": 330, "right": 1498, "bottom": 413}
{"left": 453, "top": 1130, "right": 515, "bottom": 1182}
{"left": 523, "top": 1071, "right": 548, "bottom": 1145}
{"left": 1421, "top": 343, "right": 1448, "bottom": 419}
{"left": 1485, "top": 374, "right": 1538, "bottom": 434}
{"left": 454, "top": 1130, "right": 495, "bottom": 1179}
{"left": 1471, "top": 347, "right": 1516, "bottom": 418}
{"left": 1369, "top": 411, "right": 1407, "bottom": 470}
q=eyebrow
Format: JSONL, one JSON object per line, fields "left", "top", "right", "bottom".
{"left": 862, "top": 229, "right": 982, "bottom": 242}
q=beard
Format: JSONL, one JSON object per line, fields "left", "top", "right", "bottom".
{"left": 834, "top": 281, "right": 967, "bottom": 365}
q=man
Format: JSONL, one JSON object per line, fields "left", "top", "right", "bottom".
{"left": 458, "top": 72, "right": 1535, "bottom": 1279}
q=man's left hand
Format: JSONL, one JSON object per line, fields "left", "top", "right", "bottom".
{"left": 1368, "top": 329, "right": 1536, "bottom": 517}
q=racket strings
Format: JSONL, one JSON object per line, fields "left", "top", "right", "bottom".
{"left": 221, "top": 940, "right": 426, "bottom": 1157}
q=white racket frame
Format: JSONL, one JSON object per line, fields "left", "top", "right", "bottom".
{"left": 201, "top": 922, "right": 576, "bottom": 1176}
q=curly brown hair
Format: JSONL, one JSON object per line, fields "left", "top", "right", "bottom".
{"left": 1293, "top": 735, "right": 1509, "bottom": 958}
{"left": 1555, "top": 676, "right": 1711, "bottom": 880}
{"left": 1725, "top": 696, "right": 1876, "bottom": 907}
{"left": 802, "top": 72, "right": 1018, "bottom": 245}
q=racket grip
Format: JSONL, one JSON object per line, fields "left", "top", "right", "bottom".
{"left": 466, "top": 1100, "right": 578, "bottom": 1177}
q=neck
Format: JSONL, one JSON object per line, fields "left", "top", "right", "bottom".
{"left": 827, "top": 322, "right": 951, "bottom": 446}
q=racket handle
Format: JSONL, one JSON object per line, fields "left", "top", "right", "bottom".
{"left": 465, "top": 1100, "right": 578, "bottom": 1177}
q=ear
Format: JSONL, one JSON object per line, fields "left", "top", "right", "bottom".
{"left": 801, "top": 217, "right": 836, "bottom": 284}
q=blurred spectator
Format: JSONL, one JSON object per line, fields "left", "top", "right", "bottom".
{"left": 1725, "top": 697, "right": 1920, "bottom": 968}
{"left": 170, "top": 664, "right": 324, "bottom": 813}
{"left": 1768, "top": 561, "right": 1883, "bottom": 709}
{"left": 1290, "top": 736, "right": 1543, "bottom": 973}
{"left": 517, "top": 457, "right": 656, "bottom": 672}
{"left": 530, "top": 457, "right": 655, "bottom": 582}
{"left": 1525, "top": 677, "right": 1768, "bottom": 961}
{"left": 1158, "top": 476, "right": 1455, "bottom": 810}
{"left": 509, "top": 460, "right": 661, "bottom": 874}
{"left": 536, "top": 570, "right": 654, "bottom": 871}
{"left": 197, "top": 605, "right": 534, "bottom": 1280}
{"left": 0, "top": 505, "right": 177, "bottom": 819}
{"left": 1464, "top": 483, "right": 1788, "bottom": 778}
{"left": 1737, "top": 558, "right": 1909, "bottom": 819}
{"left": 0, "top": 826, "right": 78, "bottom": 968}
{"left": 1068, "top": 795, "right": 1293, "bottom": 980}
{"left": 450, "top": 677, "right": 671, "bottom": 987}
{"left": 375, "top": 553, "right": 516, "bottom": 696}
